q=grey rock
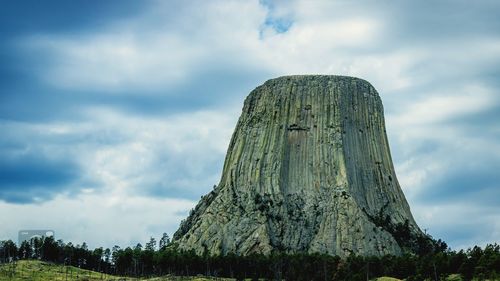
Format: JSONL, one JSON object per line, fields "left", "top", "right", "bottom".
{"left": 173, "top": 75, "right": 422, "bottom": 257}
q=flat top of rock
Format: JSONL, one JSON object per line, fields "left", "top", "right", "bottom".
{"left": 252, "top": 75, "right": 379, "bottom": 99}
{"left": 264, "top": 75, "right": 372, "bottom": 85}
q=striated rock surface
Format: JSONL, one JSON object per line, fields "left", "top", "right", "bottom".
{"left": 173, "top": 75, "right": 421, "bottom": 257}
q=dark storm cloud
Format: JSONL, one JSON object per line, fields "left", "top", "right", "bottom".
{"left": 0, "top": 0, "right": 147, "bottom": 36}
{"left": 0, "top": 0, "right": 147, "bottom": 122}
{"left": 0, "top": 59, "right": 268, "bottom": 122}
{"left": 0, "top": 150, "right": 80, "bottom": 203}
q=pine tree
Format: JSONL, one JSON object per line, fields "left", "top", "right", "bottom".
{"left": 159, "top": 233, "right": 170, "bottom": 250}
{"left": 0, "top": 240, "right": 17, "bottom": 262}
{"left": 18, "top": 240, "right": 32, "bottom": 259}
{"left": 145, "top": 237, "right": 156, "bottom": 251}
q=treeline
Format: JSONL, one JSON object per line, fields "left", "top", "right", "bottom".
{"left": 1, "top": 235, "right": 499, "bottom": 280}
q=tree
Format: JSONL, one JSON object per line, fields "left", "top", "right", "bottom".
{"left": 0, "top": 240, "right": 18, "bottom": 262}
{"left": 111, "top": 245, "right": 121, "bottom": 268}
{"left": 75, "top": 243, "right": 89, "bottom": 268}
{"left": 56, "top": 239, "right": 66, "bottom": 263}
{"left": 18, "top": 240, "right": 32, "bottom": 259}
{"left": 133, "top": 243, "right": 143, "bottom": 276}
{"left": 113, "top": 247, "right": 133, "bottom": 274}
{"left": 159, "top": 233, "right": 170, "bottom": 250}
{"left": 31, "top": 237, "right": 43, "bottom": 259}
{"left": 104, "top": 248, "right": 111, "bottom": 263}
{"left": 41, "top": 236, "right": 60, "bottom": 261}
{"left": 92, "top": 247, "right": 104, "bottom": 271}
{"left": 146, "top": 237, "right": 157, "bottom": 251}
{"left": 63, "top": 242, "right": 75, "bottom": 266}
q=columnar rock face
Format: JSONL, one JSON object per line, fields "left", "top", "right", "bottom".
{"left": 173, "top": 75, "right": 421, "bottom": 257}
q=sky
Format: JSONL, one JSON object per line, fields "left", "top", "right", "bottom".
{"left": 0, "top": 0, "right": 499, "bottom": 251}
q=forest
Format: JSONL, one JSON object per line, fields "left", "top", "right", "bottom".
{"left": 0, "top": 232, "right": 499, "bottom": 281}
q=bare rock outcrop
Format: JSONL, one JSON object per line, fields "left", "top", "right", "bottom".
{"left": 173, "top": 75, "right": 421, "bottom": 257}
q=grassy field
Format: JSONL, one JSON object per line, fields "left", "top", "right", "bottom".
{"left": 0, "top": 259, "right": 121, "bottom": 281}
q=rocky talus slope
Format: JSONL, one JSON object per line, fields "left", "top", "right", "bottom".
{"left": 173, "top": 75, "right": 421, "bottom": 257}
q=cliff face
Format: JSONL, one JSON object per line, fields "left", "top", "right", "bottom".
{"left": 173, "top": 75, "right": 421, "bottom": 257}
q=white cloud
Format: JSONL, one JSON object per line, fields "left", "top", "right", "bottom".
{"left": 412, "top": 202, "right": 500, "bottom": 250}
{"left": 390, "top": 84, "right": 495, "bottom": 128}
{"left": 1, "top": 104, "right": 238, "bottom": 199}
{"left": 1, "top": 107, "right": 238, "bottom": 247}
{"left": 25, "top": 33, "right": 207, "bottom": 92}
{"left": 0, "top": 193, "right": 196, "bottom": 249}
{"left": 387, "top": 83, "right": 498, "bottom": 191}
{"left": 385, "top": 83, "right": 500, "bottom": 249}
{"left": 68, "top": 107, "right": 236, "bottom": 194}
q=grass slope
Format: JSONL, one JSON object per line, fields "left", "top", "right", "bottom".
{"left": 0, "top": 260, "right": 120, "bottom": 281}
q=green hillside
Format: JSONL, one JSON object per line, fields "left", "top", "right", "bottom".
{"left": 0, "top": 260, "right": 120, "bottom": 281}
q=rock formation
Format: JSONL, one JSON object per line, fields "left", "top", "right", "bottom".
{"left": 173, "top": 75, "right": 421, "bottom": 257}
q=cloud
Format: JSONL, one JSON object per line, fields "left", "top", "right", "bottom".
{"left": 1, "top": 106, "right": 238, "bottom": 201}
{"left": 76, "top": 107, "right": 237, "bottom": 199}
{"left": 16, "top": 0, "right": 392, "bottom": 95}
{"left": 24, "top": 34, "right": 207, "bottom": 92}
{"left": 386, "top": 83, "right": 500, "bottom": 248}
{"left": 0, "top": 106, "right": 235, "bottom": 247}
{"left": 412, "top": 202, "right": 500, "bottom": 250}
{"left": 0, "top": 193, "right": 196, "bottom": 249}
{"left": 17, "top": 0, "right": 268, "bottom": 93}
{"left": 0, "top": 152, "right": 80, "bottom": 204}
{"left": 0, "top": 120, "right": 86, "bottom": 203}
{"left": 0, "top": 1, "right": 147, "bottom": 36}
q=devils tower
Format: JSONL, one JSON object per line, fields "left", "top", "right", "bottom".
{"left": 173, "top": 75, "right": 421, "bottom": 257}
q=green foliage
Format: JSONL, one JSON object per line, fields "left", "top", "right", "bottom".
{"left": 366, "top": 208, "right": 448, "bottom": 257}
{"left": 0, "top": 240, "right": 17, "bottom": 262}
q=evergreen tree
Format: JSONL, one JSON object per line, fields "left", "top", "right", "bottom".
{"left": 18, "top": 240, "right": 32, "bottom": 259}
{"left": 31, "top": 237, "right": 42, "bottom": 259}
{"left": 103, "top": 248, "right": 111, "bottom": 263}
{"left": 0, "top": 240, "right": 17, "bottom": 262}
{"left": 145, "top": 237, "right": 156, "bottom": 251}
{"left": 159, "top": 233, "right": 170, "bottom": 250}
